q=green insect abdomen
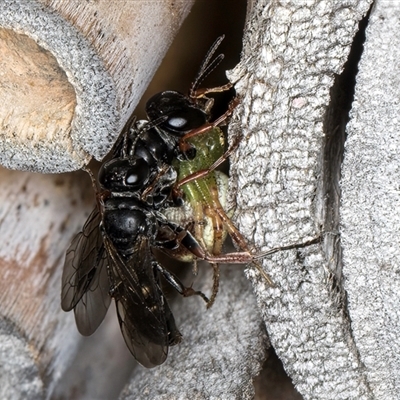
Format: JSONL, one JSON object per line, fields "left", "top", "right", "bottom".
{"left": 173, "top": 127, "right": 224, "bottom": 205}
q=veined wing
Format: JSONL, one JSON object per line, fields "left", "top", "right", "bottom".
{"left": 61, "top": 207, "right": 111, "bottom": 335}
{"left": 103, "top": 234, "right": 177, "bottom": 368}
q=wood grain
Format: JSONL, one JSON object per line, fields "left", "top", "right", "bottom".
{"left": 0, "top": 167, "right": 95, "bottom": 398}
{"left": 0, "top": 1, "right": 194, "bottom": 172}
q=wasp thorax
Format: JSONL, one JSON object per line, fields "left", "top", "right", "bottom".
{"left": 103, "top": 206, "right": 148, "bottom": 256}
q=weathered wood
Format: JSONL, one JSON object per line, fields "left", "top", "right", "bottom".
{"left": 341, "top": 1, "right": 400, "bottom": 398}
{"left": 0, "top": 27, "right": 78, "bottom": 172}
{"left": 0, "top": 167, "right": 94, "bottom": 398}
{"left": 0, "top": 2, "right": 193, "bottom": 394}
{"left": 120, "top": 0, "right": 378, "bottom": 399}
{"left": 0, "top": 0, "right": 194, "bottom": 172}
{"left": 228, "top": 0, "right": 376, "bottom": 399}
{"left": 5, "top": 0, "right": 399, "bottom": 399}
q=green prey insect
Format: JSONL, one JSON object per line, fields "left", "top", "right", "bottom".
{"left": 161, "top": 96, "right": 276, "bottom": 307}
{"left": 154, "top": 36, "right": 320, "bottom": 307}
{"left": 153, "top": 36, "right": 276, "bottom": 307}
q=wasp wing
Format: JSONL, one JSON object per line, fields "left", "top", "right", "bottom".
{"left": 61, "top": 207, "right": 111, "bottom": 336}
{"left": 103, "top": 234, "right": 175, "bottom": 368}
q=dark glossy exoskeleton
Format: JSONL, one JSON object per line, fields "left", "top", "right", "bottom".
{"left": 61, "top": 115, "right": 223, "bottom": 367}
{"left": 61, "top": 36, "right": 246, "bottom": 367}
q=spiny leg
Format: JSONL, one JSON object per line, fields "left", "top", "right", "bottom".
{"left": 178, "top": 97, "right": 240, "bottom": 156}
{"left": 207, "top": 184, "right": 276, "bottom": 287}
{"left": 203, "top": 205, "right": 225, "bottom": 308}
{"left": 191, "top": 200, "right": 222, "bottom": 308}
{"left": 172, "top": 216, "right": 321, "bottom": 284}
{"left": 190, "top": 202, "right": 206, "bottom": 276}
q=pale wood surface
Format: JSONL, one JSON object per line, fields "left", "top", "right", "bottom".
{"left": 0, "top": 1, "right": 194, "bottom": 172}
{"left": 0, "top": 1, "right": 195, "bottom": 398}
{"left": 341, "top": 1, "right": 400, "bottom": 398}
{"left": 0, "top": 167, "right": 94, "bottom": 399}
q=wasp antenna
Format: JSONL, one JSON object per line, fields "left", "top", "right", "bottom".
{"left": 198, "top": 35, "right": 225, "bottom": 78}
{"left": 190, "top": 35, "right": 226, "bottom": 97}
{"left": 142, "top": 115, "right": 168, "bottom": 132}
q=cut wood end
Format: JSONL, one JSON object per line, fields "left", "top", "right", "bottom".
{"left": 0, "top": 27, "right": 87, "bottom": 173}
{"left": 0, "top": 1, "right": 195, "bottom": 173}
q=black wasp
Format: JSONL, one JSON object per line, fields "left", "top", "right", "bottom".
{"left": 61, "top": 36, "right": 254, "bottom": 367}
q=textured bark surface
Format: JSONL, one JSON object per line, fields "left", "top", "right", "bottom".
{"left": 3, "top": 0, "right": 400, "bottom": 399}
{"left": 341, "top": 1, "right": 400, "bottom": 398}
{"left": 120, "top": 265, "right": 268, "bottom": 400}
{"left": 0, "top": 1, "right": 195, "bottom": 397}
{"left": 0, "top": 0, "right": 193, "bottom": 172}
{"left": 227, "top": 0, "right": 377, "bottom": 399}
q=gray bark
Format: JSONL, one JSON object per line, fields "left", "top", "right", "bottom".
{"left": 228, "top": 0, "right": 400, "bottom": 399}
{"left": 124, "top": 0, "right": 394, "bottom": 399}
{"left": 341, "top": 1, "right": 400, "bottom": 399}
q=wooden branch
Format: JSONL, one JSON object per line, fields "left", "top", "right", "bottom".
{"left": 227, "top": 0, "right": 379, "bottom": 399}
{"left": 0, "top": 167, "right": 94, "bottom": 398}
{"left": 0, "top": 1, "right": 194, "bottom": 172}
{"left": 341, "top": 1, "right": 400, "bottom": 398}
{"left": 5, "top": 1, "right": 399, "bottom": 399}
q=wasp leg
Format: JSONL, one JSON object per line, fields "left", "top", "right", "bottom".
{"left": 82, "top": 166, "right": 111, "bottom": 220}
{"left": 152, "top": 261, "right": 209, "bottom": 304}
{"left": 152, "top": 264, "right": 182, "bottom": 346}
{"left": 191, "top": 83, "right": 234, "bottom": 114}
{"left": 191, "top": 82, "right": 233, "bottom": 100}
{"left": 208, "top": 211, "right": 224, "bottom": 309}
{"left": 178, "top": 97, "right": 240, "bottom": 156}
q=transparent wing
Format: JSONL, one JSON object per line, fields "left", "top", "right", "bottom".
{"left": 61, "top": 208, "right": 111, "bottom": 335}
{"left": 104, "top": 235, "right": 173, "bottom": 368}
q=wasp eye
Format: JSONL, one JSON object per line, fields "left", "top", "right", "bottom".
{"left": 99, "top": 157, "right": 150, "bottom": 192}
{"left": 126, "top": 171, "right": 141, "bottom": 185}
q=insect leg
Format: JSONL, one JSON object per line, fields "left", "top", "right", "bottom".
{"left": 175, "top": 133, "right": 242, "bottom": 190}
{"left": 207, "top": 212, "right": 224, "bottom": 308}
{"left": 178, "top": 97, "right": 239, "bottom": 156}
{"left": 208, "top": 184, "right": 276, "bottom": 286}
{"left": 192, "top": 83, "right": 233, "bottom": 100}
{"left": 163, "top": 220, "right": 254, "bottom": 264}
{"left": 152, "top": 261, "right": 209, "bottom": 304}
